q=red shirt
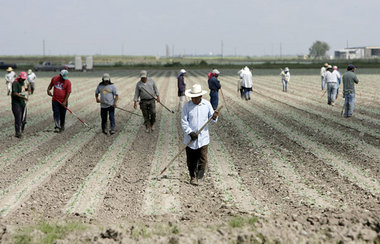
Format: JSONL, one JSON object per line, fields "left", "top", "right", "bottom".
{"left": 50, "top": 75, "right": 71, "bottom": 103}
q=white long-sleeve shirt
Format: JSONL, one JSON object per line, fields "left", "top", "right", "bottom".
{"left": 181, "top": 99, "right": 217, "bottom": 149}
{"left": 320, "top": 67, "right": 326, "bottom": 77}
{"left": 280, "top": 71, "right": 290, "bottom": 82}
{"left": 5, "top": 71, "right": 15, "bottom": 83}
{"left": 324, "top": 70, "right": 339, "bottom": 83}
{"left": 27, "top": 73, "right": 37, "bottom": 83}
{"left": 240, "top": 67, "right": 252, "bottom": 88}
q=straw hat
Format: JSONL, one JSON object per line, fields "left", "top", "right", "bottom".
{"left": 6, "top": 67, "right": 13, "bottom": 72}
{"left": 185, "top": 84, "right": 207, "bottom": 98}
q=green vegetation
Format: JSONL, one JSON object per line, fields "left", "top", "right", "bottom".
{"left": 1, "top": 55, "right": 380, "bottom": 70}
{"left": 13, "top": 220, "right": 87, "bottom": 244}
{"left": 229, "top": 215, "right": 258, "bottom": 228}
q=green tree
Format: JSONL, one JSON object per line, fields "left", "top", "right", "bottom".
{"left": 309, "top": 41, "right": 330, "bottom": 58}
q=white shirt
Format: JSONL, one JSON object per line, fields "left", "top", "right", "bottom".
{"left": 181, "top": 99, "right": 217, "bottom": 149}
{"left": 320, "top": 67, "right": 326, "bottom": 77}
{"left": 324, "top": 70, "right": 339, "bottom": 83}
{"left": 5, "top": 71, "right": 15, "bottom": 83}
{"left": 27, "top": 73, "right": 36, "bottom": 83}
{"left": 240, "top": 67, "right": 252, "bottom": 88}
{"left": 280, "top": 71, "right": 290, "bottom": 82}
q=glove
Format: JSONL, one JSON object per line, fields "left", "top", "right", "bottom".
{"left": 189, "top": 132, "right": 198, "bottom": 141}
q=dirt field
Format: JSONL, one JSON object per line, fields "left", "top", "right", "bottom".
{"left": 0, "top": 69, "right": 378, "bottom": 243}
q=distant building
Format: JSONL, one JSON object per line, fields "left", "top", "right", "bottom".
{"left": 335, "top": 46, "right": 380, "bottom": 59}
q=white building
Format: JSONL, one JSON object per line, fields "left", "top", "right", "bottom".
{"left": 335, "top": 46, "right": 380, "bottom": 59}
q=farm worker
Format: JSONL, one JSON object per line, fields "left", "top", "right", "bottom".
{"left": 237, "top": 68, "right": 244, "bottom": 99}
{"left": 333, "top": 66, "right": 341, "bottom": 99}
{"left": 26, "top": 69, "right": 37, "bottom": 95}
{"left": 323, "top": 65, "right": 339, "bottom": 106}
{"left": 47, "top": 70, "right": 71, "bottom": 133}
{"left": 320, "top": 63, "right": 328, "bottom": 90}
{"left": 11, "top": 72, "right": 28, "bottom": 138}
{"left": 342, "top": 64, "right": 359, "bottom": 118}
{"left": 280, "top": 67, "right": 290, "bottom": 92}
{"left": 240, "top": 66, "right": 253, "bottom": 99}
{"left": 5, "top": 67, "right": 16, "bottom": 96}
{"left": 95, "top": 73, "right": 118, "bottom": 135}
{"left": 133, "top": 70, "right": 160, "bottom": 133}
{"left": 208, "top": 69, "right": 221, "bottom": 110}
{"left": 181, "top": 84, "right": 219, "bottom": 185}
{"left": 177, "top": 69, "right": 186, "bottom": 111}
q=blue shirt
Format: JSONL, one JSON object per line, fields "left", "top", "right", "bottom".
{"left": 181, "top": 99, "right": 217, "bottom": 149}
{"left": 95, "top": 83, "right": 118, "bottom": 108}
{"left": 208, "top": 76, "right": 221, "bottom": 91}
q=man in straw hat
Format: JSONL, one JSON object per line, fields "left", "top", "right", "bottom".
{"left": 181, "top": 84, "right": 219, "bottom": 185}
{"left": 320, "top": 63, "right": 328, "bottom": 90}
{"left": 5, "top": 67, "right": 16, "bottom": 96}
{"left": 95, "top": 73, "right": 118, "bottom": 135}
{"left": 133, "top": 70, "right": 160, "bottom": 133}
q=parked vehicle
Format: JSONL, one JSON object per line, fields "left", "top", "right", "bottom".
{"left": 0, "top": 61, "right": 17, "bottom": 70}
{"left": 34, "top": 62, "right": 64, "bottom": 72}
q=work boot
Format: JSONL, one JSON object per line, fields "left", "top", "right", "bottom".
{"left": 146, "top": 123, "right": 151, "bottom": 133}
{"left": 102, "top": 130, "right": 107, "bottom": 135}
{"left": 331, "top": 102, "right": 335, "bottom": 106}
{"left": 110, "top": 130, "right": 115, "bottom": 135}
{"left": 190, "top": 177, "right": 198, "bottom": 185}
{"left": 15, "top": 132, "right": 22, "bottom": 138}
{"left": 54, "top": 127, "right": 60, "bottom": 133}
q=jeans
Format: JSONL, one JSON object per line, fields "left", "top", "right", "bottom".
{"left": 244, "top": 87, "right": 252, "bottom": 100}
{"left": 101, "top": 106, "right": 115, "bottom": 131}
{"left": 321, "top": 76, "right": 325, "bottom": 90}
{"left": 12, "top": 103, "right": 26, "bottom": 135}
{"left": 282, "top": 79, "right": 288, "bottom": 92}
{"left": 344, "top": 93, "right": 355, "bottom": 117}
{"left": 140, "top": 99, "right": 156, "bottom": 126}
{"left": 52, "top": 100, "right": 67, "bottom": 129}
{"left": 209, "top": 90, "right": 219, "bottom": 110}
{"left": 186, "top": 145, "right": 208, "bottom": 179}
{"left": 327, "top": 83, "right": 337, "bottom": 104}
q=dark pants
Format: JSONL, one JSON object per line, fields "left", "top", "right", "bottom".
{"left": 186, "top": 145, "right": 208, "bottom": 179}
{"left": 12, "top": 103, "right": 26, "bottom": 135}
{"left": 101, "top": 106, "right": 115, "bottom": 131}
{"left": 140, "top": 99, "right": 156, "bottom": 126}
{"left": 52, "top": 100, "right": 67, "bottom": 129}
{"left": 209, "top": 90, "right": 219, "bottom": 110}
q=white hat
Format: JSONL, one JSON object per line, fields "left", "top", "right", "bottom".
{"left": 102, "top": 73, "right": 110, "bottom": 81}
{"left": 333, "top": 66, "right": 338, "bottom": 70}
{"left": 28, "top": 69, "right": 32, "bottom": 74}
{"left": 327, "top": 65, "right": 333, "bottom": 69}
{"left": 180, "top": 69, "right": 186, "bottom": 74}
{"left": 185, "top": 84, "right": 207, "bottom": 98}
{"left": 140, "top": 70, "right": 147, "bottom": 78}
{"left": 212, "top": 69, "right": 220, "bottom": 75}
{"left": 284, "top": 67, "right": 289, "bottom": 72}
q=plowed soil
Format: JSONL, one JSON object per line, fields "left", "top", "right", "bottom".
{"left": 0, "top": 69, "right": 379, "bottom": 243}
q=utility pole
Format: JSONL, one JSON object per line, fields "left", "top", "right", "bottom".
{"left": 280, "top": 42, "right": 282, "bottom": 59}
{"left": 172, "top": 44, "right": 174, "bottom": 57}
{"left": 43, "top": 40, "right": 45, "bottom": 56}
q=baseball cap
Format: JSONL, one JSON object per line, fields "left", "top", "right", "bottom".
{"left": 102, "top": 73, "right": 110, "bottom": 81}
{"left": 60, "top": 70, "right": 69, "bottom": 80}
{"left": 347, "top": 64, "right": 356, "bottom": 70}
{"left": 140, "top": 70, "right": 147, "bottom": 78}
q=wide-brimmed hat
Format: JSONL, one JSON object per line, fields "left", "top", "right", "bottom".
{"left": 19, "top": 71, "right": 27, "bottom": 80}
{"left": 284, "top": 67, "right": 289, "bottom": 72}
{"left": 324, "top": 63, "right": 329, "bottom": 67}
{"left": 185, "top": 84, "right": 207, "bottom": 98}
{"left": 180, "top": 69, "right": 186, "bottom": 74}
{"left": 140, "top": 70, "right": 147, "bottom": 78}
{"left": 327, "top": 65, "right": 333, "bottom": 69}
{"left": 212, "top": 69, "right": 220, "bottom": 75}
{"left": 6, "top": 67, "right": 13, "bottom": 72}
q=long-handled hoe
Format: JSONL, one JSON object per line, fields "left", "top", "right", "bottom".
{"left": 159, "top": 106, "right": 223, "bottom": 176}
{"left": 55, "top": 99, "right": 90, "bottom": 128}
{"left": 220, "top": 88, "right": 229, "bottom": 113}
{"left": 102, "top": 103, "right": 142, "bottom": 117}
{"left": 140, "top": 86, "right": 175, "bottom": 113}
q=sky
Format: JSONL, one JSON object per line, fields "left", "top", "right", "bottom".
{"left": 1, "top": 0, "right": 379, "bottom": 57}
